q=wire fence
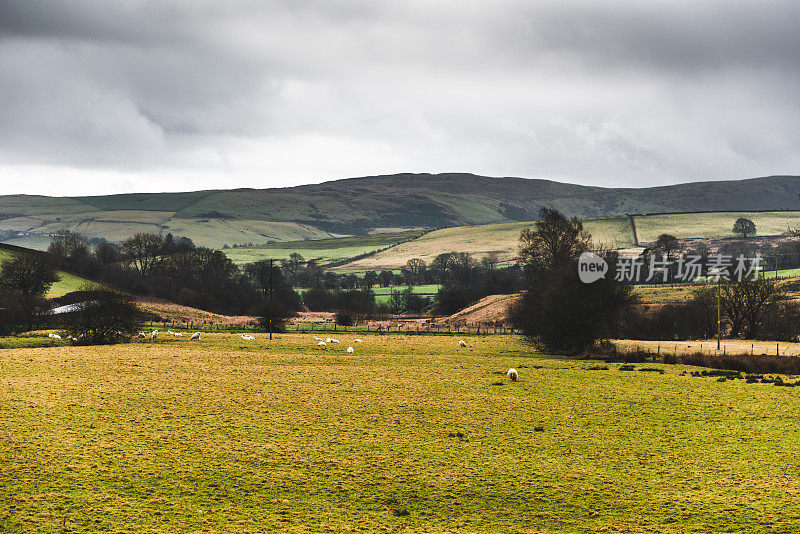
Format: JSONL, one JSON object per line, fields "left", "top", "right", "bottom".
{"left": 143, "top": 320, "right": 517, "bottom": 336}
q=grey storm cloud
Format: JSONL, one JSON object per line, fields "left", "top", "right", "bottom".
{"left": 1, "top": 0, "right": 800, "bottom": 194}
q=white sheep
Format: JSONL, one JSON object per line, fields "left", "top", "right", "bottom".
{"left": 167, "top": 330, "right": 174, "bottom": 335}
{"left": 173, "top": 332, "right": 183, "bottom": 337}
{"left": 52, "top": 334, "right": 61, "bottom": 340}
{"left": 330, "top": 339, "right": 341, "bottom": 344}
{"left": 347, "top": 346, "right": 354, "bottom": 354}
{"left": 151, "top": 330, "right": 159, "bottom": 341}
{"left": 191, "top": 332, "right": 201, "bottom": 341}
{"left": 241, "top": 334, "right": 255, "bottom": 341}
{"left": 325, "top": 338, "right": 333, "bottom": 343}
{"left": 507, "top": 368, "right": 518, "bottom": 381}
{"left": 47, "top": 333, "right": 55, "bottom": 338}
{"left": 137, "top": 331, "right": 146, "bottom": 338}
{"left": 354, "top": 339, "right": 363, "bottom": 343}
{"left": 313, "top": 336, "right": 323, "bottom": 341}
{"left": 318, "top": 341, "right": 327, "bottom": 348}
{"left": 459, "top": 340, "right": 467, "bottom": 347}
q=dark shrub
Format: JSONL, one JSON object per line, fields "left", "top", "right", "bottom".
{"left": 303, "top": 286, "right": 334, "bottom": 312}
{"left": 335, "top": 311, "right": 354, "bottom": 326}
{"left": 0, "top": 289, "right": 48, "bottom": 335}
{"left": 511, "top": 264, "right": 636, "bottom": 355}
{"left": 758, "top": 302, "right": 800, "bottom": 342}
{"left": 65, "top": 285, "right": 144, "bottom": 344}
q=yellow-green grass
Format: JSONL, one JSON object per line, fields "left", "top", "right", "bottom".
{"left": 46, "top": 271, "right": 95, "bottom": 298}
{"left": 338, "top": 216, "right": 635, "bottom": 270}
{"left": 224, "top": 231, "right": 426, "bottom": 266}
{"left": 4, "top": 333, "right": 800, "bottom": 531}
{"left": 633, "top": 284, "right": 701, "bottom": 304}
{"left": 634, "top": 211, "right": 800, "bottom": 243}
{"left": 766, "top": 267, "right": 800, "bottom": 279}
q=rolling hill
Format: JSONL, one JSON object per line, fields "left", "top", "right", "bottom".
{"left": 336, "top": 216, "right": 636, "bottom": 270}
{"left": 1, "top": 173, "right": 799, "bottom": 250}
{"left": 0, "top": 244, "right": 92, "bottom": 298}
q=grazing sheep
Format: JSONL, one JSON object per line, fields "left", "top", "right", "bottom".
{"left": 347, "top": 346, "right": 354, "bottom": 354}
{"left": 318, "top": 341, "right": 327, "bottom": 348}
{"left": 151, "top": 330, "right": 159, "bottom": 341}
{"left": 47, "top": 333, "right": 55, "bottom": 338}
{"left": 330, "top": 339, "right": 341, "bottom": 344}
{"left": 459, "top": 340, "right": 467, "bottom": 347}
{"left": 507, "top": 368, "right": 518, "bottom": 381}
{"left": 313, "top": 336, "right": 323, "bottom": 341}
{"left": 190, "top": 332, "right": 201, "bottom": 341}
{"left": 137, "top": 331, "right": 146, "bottom": 338}
{"left": 325, "top": 338, "right": 333, "bottom": 343}
{"left": 167, "top": 330, "right": 174, "bottom": 335}
{"left": 354, "top": 339, "right": 363, "bottom": 343}
{"left": 51, "top": 334, "right": 61, "bottom": 340}
{"left": 241, "top": 334, "right": 255, "bottom": 341}
{"left": 173, "top": 332, "right": 183, "bottom": 337}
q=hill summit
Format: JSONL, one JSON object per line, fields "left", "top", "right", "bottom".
{"left": 1, "top": 173, "right": 799, "bottom": 249}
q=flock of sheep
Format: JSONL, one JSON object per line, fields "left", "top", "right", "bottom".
{"left": 310, "top": 335, "right": 362, "bottom": 354}
{"left": 88, "top": 329, "right": 521, "bottom": 381}
{"left": 138, "top": 330, "right": 202, "bottom": 341}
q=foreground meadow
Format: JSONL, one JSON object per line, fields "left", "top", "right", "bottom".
{"left": 2, "top": 334, "right": 800, "bottom": 532}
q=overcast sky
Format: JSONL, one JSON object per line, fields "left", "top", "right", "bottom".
{"left": 1, "top": 0, "right": 799, "bottom": 196}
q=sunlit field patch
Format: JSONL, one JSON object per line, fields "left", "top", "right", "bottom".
{"left": 3, "top": 333, "right": 800, "bottom": 532}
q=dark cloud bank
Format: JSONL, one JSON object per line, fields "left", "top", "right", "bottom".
{"left": 1, "top": 0, "right": 799, "bottom": 195}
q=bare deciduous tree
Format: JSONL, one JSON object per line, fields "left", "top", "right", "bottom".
{"left": 121, "top": 233, "right": 165, "bottom": 278}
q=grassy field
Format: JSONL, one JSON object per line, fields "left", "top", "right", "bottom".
{"left": 46, "top": 271, "right": 93, "bottom": 298}
{"left": 371, "top": 284, "right": 440, "bottom": 305}
{"left": 4, "top": 333, "right": 800, "bottom": 531}
{"left": 634, "top": 211, "right": 800, "bottom": 243}
{"left": 633, "top": 284, "right": 701, "bottom": 304}
{"left": 223, "top": 230, "right": 426, "bottom": 266}
{"left": 337, "top": 216, "right": 635, "bottom": 271}
{"left": 0, "top": 246, "right": 92, "bottom": 298}
{"left": 292, "top": 284, "right": 439, "bottom": 305}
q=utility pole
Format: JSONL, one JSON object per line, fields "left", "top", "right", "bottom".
{"left": 717, "top": 277, "right": 721, "bottom": 351}
{"left": 268, "top": 258, "right": 273, "bottom": 341}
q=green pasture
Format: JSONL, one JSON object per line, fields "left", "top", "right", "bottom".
{"left": 292, "top": 284, "right": 440, "bottom": 305}
{"left": 371, "top": 284, "right": 439, "bottom": 305}
{"left": 3, "top": 333, "right": 800, "bottom": 531}
{"left": 634, "top": 211, "right": 800, "bottom": 243}
{"left": 47, "top": 271, "right": 93, "bottom": 298}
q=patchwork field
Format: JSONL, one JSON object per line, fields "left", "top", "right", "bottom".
{"left": 633, "top": 211, "right": 800, "bottom": 243}
{"left": 3, "top": 333, "right": 800, "bottom": 532}
{"left": 223, "top": 231, "right": 426, "bottom": 266}
{"left": 337, "top": 217, "right": 635, "bottom": 270}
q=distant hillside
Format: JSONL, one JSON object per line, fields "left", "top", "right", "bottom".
{"left": 1, "top": 173, "right": 799, "bottom": 249}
